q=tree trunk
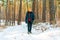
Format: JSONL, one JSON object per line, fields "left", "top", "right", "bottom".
{"left": 32, "top": 0, "right": 35, "bottom": 13}
{"left": 36, "top": 0, "right": 39, "bottom": 19}
{"left": 8, "top": 0, "right": 11, "bottom": 25}
{"left": 0, "top": 4, "right": 1, "bottom": 25}
{"left": 26, "top": 0, "right": 28, "bottom": 10}
{"left": 13, "top": 0, "right": 16, "bottom": 25}
{"left": 49, "top": 0, "right": 56, "bottom": 24}
{"left": 18, "top": 0, "right": 22, "bottom": 25}
{"left": 42, "top": 0, "right": 46, "bottom": 22}
{"left": 5, "top": 0, "right": 8, "bottom": 25}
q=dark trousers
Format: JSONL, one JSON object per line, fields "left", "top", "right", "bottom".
{"left": 27, "top": 22, "right": 32, "bottom": 32}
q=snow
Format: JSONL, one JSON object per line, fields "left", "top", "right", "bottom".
{"left": 0, "top": 20, "right": 18, "bottom": 26}
{"left": 0, "top": 22, "right": 60, "bottom": 40}
{"left": 0, "top": 20, "right": 5, "bottom": 25}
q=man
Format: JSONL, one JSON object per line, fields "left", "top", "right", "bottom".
{"left": 25, "top": 8, "right": 35, "bottom": 34}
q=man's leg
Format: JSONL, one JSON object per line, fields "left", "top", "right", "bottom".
{"left": 28, "top": 22, "right": 32, "bottom": 34}
{"left": 29, "top": 23, "right": 32, "bottom": 33}
{"left": 28, "top": 22, "right": 31, "bottom": 33}
{"left": 28, "top": 23, "right": 29, "bottom": 33}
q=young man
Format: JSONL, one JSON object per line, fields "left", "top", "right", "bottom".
{"left": 25, "top": 8, "right": 35, "bottom": 34}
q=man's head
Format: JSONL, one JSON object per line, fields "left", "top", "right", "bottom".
{"left": 28, "top": 8, "right": 32, "bottom": 12}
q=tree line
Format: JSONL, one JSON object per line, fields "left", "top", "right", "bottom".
{"left": 0, "top": 0, "right": 57, "bottom": 26}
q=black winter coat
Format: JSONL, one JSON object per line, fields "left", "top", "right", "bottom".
{"left": 25, "top": 11, "right": 35, "bottom": 24}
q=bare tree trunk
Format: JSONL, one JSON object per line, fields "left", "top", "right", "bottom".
{"left": 35, "top": 0, "right": 38, "bottom": 20}
{"left": 8, "top": 0, "right": 11, "bottom": 25}
{"left": 49, "top": 0, "right": 56, "bottom": 24}
{"left": 32, "top": 0, "right": 35, "bottom": 13}
{"left": 26, "top": 0, "right": 28, "bottom": 10}
{"left": 39, "top": 0, "right": 43, "bottom": 22}
{"left": 35, "top": 0, "right": 40, "bottom": 22}
{"left": 36, "top": 0, "right": 39, "bottom": 19}
{"left": 13, "top": 0, "right": 16, "bottom": 25}
{"left": 42, "top": 0, "right": 46, "bottom": 22}
{"left": 18, "top": 0, "right": 22, "bottom": 25}
{"left": 46, "top": 0, "right": 50, "bottom": 22}
{"left": 0, "top": 5, "right": 1, "bottom": 25}
{"left": 11, "top": 0, "right": 16, "bottom": 26}
{"left": 32, "top": 0, "right": 37, "bottom": 23}
{"left": 5, "top": 0, "right": 10, "bottom": 26}
{"left": 12, "top": 0, "right": 14, "bottom": 26}
{"left": 5, "top": 0, "right": 8, "bottom": 26}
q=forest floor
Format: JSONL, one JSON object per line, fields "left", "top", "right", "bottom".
{"left": 0, "top": 22, "right": 60, "bottom": 40}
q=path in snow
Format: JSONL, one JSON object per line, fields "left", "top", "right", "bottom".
{"left": 0, "top": 22, "right": 60, "bottom": 40}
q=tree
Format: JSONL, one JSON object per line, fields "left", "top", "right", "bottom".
{"left": 32, "top": 0, "right": 35, "bottom": 12}
{"left": 0, "top": 6, "right": 1, "bottom": 25}
{"left": 49, "top": 0, "right": 56, "bottom": 24}
{"left": 39, "top": 0, "right": 43, "bottom": 22}
{"left": 32, "top": 0, "right": 39, "bottom": 23}
{"left": 42, "top": 0, "right": 46, "bottom": 22}
{"left": 26, "top": 0, "right": 28, "bottom": 10}
{"left": 7, "top": 0, "right": 11, "bottom": 25}
{"left": 12, "top": 0, "right": 16, "bottom": 25}
{"left": 36, "top": 0, "right": 39, "bottom": 19}
{"left": 18, "top": 0, "right": 22, "bottom": 25}
{"left": 5, "top": 0, "right": 8, "bottom": 25}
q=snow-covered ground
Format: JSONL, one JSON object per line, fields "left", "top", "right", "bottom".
{"left": 0, "top": 22, "right": 60, "bottom": 40}
{"left": 0, "top": 20, "right": 18, "bottom": 26}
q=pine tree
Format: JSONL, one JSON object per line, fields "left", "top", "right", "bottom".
{"left": 42, "top": 0, "right": 46, "bottom": 22}
{"left": 13, "top": 0, "right": 16, "bottom": 25}
{"left": 49, "top": 0, "right": 56, "bottom": 24}
{"left": 18, "top": 0, "right": 22, "bottom": 25}
{"left": 5, "top": 0, "right": 8, "bottom": 25}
